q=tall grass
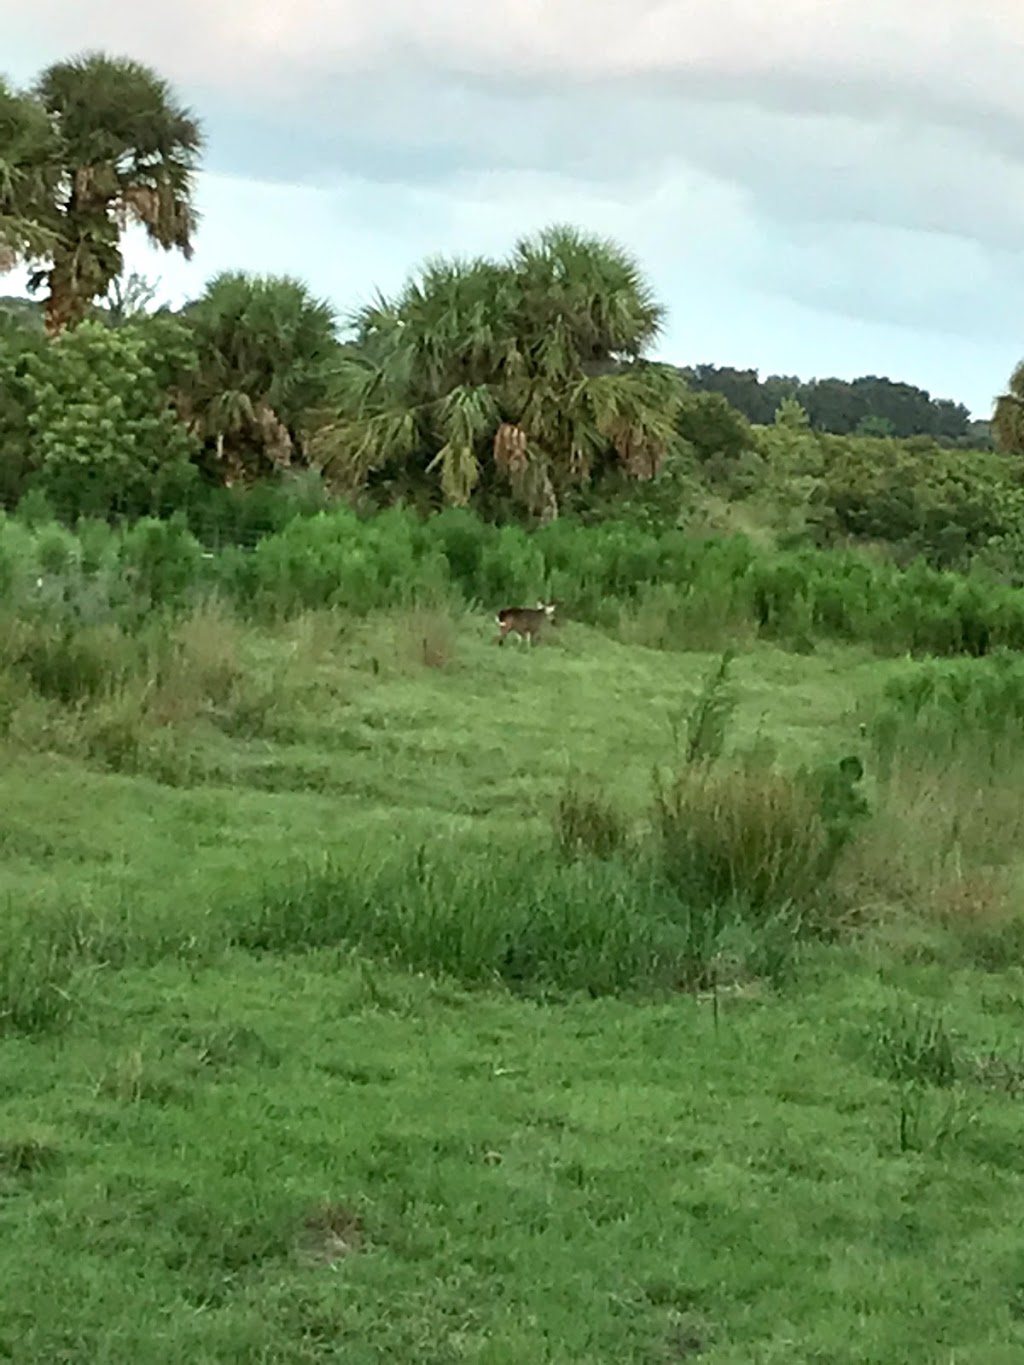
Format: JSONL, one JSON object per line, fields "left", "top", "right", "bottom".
{"left": 7, "top": 503, "right": 1024, "bottom": 657}
{"left": 551, "top": 654, "right": 870, "bottom": 986}
{"left": 229, "top": 847, "right": 698, "bottom": 998}
{"left": 835, "top": 652, "right": 1024, "bottom": 952}
{"left": 653, "top": 763, "right": 833, "bottom": 912}
{"left": 0, "top": 597, "right": 282, "bottom": 779}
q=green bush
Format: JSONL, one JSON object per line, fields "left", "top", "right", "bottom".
{"left": 19, "top": 320, "right": 200, "bottom": 520}
{"left": 653, "top": 762, "right": 830, "bottom": 913}
{"left": 10, "top": 503, "right": 1024, "bottom": 659}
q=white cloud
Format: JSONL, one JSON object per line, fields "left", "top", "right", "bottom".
{"left": 3, "top": 0, "right": 1023, "bottom": 413}
{"left": 8, "top": 0, "right": 1024, "bottom": 110}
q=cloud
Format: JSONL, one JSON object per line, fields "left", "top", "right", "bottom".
{"left": 4, "top": 0, "right": 1024, "bottom": 413}
{"left": 9, "top": 0, "right": 1024, "bottom": 114}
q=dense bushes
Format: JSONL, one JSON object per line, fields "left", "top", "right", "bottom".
{"left": 7, "top": 501, "right": 1024, "bottom": 657}
{"left": 807, "top": 435, "right": 1024, "bottom": 571}
{"left": 2, "top": 320, "right": 200, "bottom": 520}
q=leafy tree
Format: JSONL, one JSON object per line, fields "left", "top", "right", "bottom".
{"left": 964, "top": 419, "right": 993, "bottom": 452}
{"left": 20, "top": 318, "right": 199, "bottom": 517}
{"left": 680, "top": 364, "right": 778, "bottom": 424}
{"left": 682, "top": 363, "right": 971, "bottom": 443}
{"left": 676, "top": 391, "right": 752, "bottom": 463}
{"left": 808, "top": 434, "right": 1024, "bottom": 569}
{"left": 0, "top": 294, "right": 43, "bottom": 333}
{"left": 318, "top": 224, "right": 684, "bottom": 518}
{"left": 745, "top": 400, "right": 825, "bottom": 528}
{"left": 855, "top": 414, "right": 895, "bottom": 438}
{"left": 178, "top": 271, "right": 340, "bottom": 485}
{"left": 17, "top": 52, "right": 202, "bottom": 336}
{"left": 774, "top": 396, "right": 811, "bottom": 431}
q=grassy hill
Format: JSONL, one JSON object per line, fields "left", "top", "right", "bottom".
{"left": 4, "top": 595, "right": 1024, "bottom": 1362}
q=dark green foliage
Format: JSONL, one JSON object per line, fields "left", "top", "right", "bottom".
{"left": 808, "top": 434, "right": 1024, "bottom": 570}
{"left": 8, "top": 319, "right": 199, "bottom": 519}
{"left": 11, "top": 502, "right": 1024, "bottom": 659}
{"left": 683, "top": 363, "right": 972, "bottom": 442}
{"left": 179, "top": 271, "right": 340, "bottom": 484}
{"left": 677, "top": 390, "right": 754, "bottom": 463}
{"left": 798, "top": 753, "right": 870, "bottom": 867}
{"left": 317, "top": 225, "right": 685, "bottom": 514}
{"left": 0, "top": 312, "right": 45, "bottom": 506}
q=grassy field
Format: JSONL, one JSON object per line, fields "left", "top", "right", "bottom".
{"left": 3, "top": 607, "right": 1024, "bottom": 1362}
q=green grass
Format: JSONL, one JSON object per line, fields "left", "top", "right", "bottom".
{"left": 3, "top": 606, "right": 1024, "bottom": 1361}
{"left": 5, "top": 954, "right": 1024, "bottom": 1362}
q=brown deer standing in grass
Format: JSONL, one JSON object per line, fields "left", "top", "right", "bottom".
{"left": 496, "top": 601, "right": 556, "bottom": 646}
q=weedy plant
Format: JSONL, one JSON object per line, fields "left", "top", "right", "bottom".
{"left": 867, "top": 1003, "right": 959, "bottom": 1088}
{"left": 553, "top": 776, "right": 631, "bottom": 861}
{"left": 654, "top": 652, "right": 869, "bottom": 921}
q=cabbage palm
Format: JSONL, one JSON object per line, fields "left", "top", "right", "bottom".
{"left": 318, "top": 225, "right": 685, "bottom": 517}
{"left": 24, "top": 52, "right": 202, "bottom": 336}
{"left": 993, "top": 361, "right": 1024, "bottom": 456}
{"left": 180, "top": 271, "right": 340, "bottom": 484}
{"left": 0, "top": 77, "right": 58, "bottom": 274}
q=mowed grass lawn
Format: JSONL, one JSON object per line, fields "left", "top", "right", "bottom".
{"left": 2, "top": 617, "right": 1024, "bottom": 1363}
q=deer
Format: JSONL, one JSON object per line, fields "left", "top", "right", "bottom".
{"left": 496, "top": 601, "right": 556, "bottom": 646}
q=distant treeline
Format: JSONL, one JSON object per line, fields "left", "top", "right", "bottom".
{"left": 680, "top": 364, "right": 990, "bottom": 448}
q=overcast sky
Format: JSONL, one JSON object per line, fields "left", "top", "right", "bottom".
{"left": 4, "top": 0, "right": 1024, "bottom": 417}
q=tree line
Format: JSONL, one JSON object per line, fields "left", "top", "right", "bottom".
{"left": 1, "top": 47, "right": 1022, "bottom": 535}
{"left": 680, "top": 365, "right": 989, "bottom": 448}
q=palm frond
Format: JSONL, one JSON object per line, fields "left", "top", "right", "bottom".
{"left": 993, "top": 380, "right": 1024, "bottom": 455}
{"left": 427, "top": 441, "right": 481, "bottom": 505}
{"left": 328, "top": 220, "right": 677, "bottom": 509}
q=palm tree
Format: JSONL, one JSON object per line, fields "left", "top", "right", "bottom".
{"left": 23, "top": 52, "right": 203, "bottom": 337}
{"left": 318, "top": 225, "right": 685, "bottom": 517}
{"left": 993, "top": 361, "right": 1024, "bottom": 456}
{"left": 0, "top": 76, "right": 58, "bottom": 274}
{"left": 179, "top": 271, "right": 340, "bottom": 484}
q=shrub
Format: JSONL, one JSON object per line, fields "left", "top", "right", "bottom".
{"left": 20, "top": 320, "right": 199, "bottom": 520}
{"left": 12, "top": 503, "right": 1024, "bottom": 660}
{"left": 654, "top": 763, "right": 832, "bottom": 913}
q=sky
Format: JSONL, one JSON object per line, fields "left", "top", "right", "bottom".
{"left": 4, "top": 1, "right": 1024, "bottom": 418}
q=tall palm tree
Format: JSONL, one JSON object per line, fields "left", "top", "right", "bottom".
{"left": 993, "top": 361, "right": 1024, "bottom": 457}
{"left": 180, "top": 271, "right": 340, "bottom": 484}
{"left": 0, "top": 76, "right": 58, "bottom": 274}
{"left": 24, "top": 52, "right": 203, "bottom": 336}
{"left": 319, "top": 225, "right": 685, "bottom": 517}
